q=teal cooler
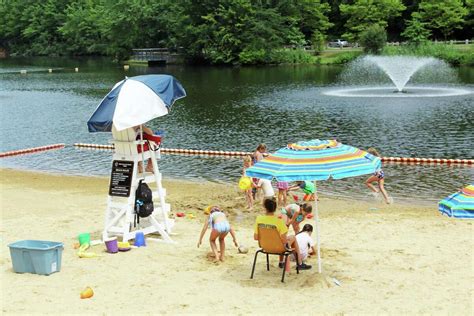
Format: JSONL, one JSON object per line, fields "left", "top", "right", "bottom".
{"left": 8, "top": 240, "right": 64, "bottom": 275}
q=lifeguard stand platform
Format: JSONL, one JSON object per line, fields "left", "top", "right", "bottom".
{"left": 102, "top": 126, "right": 174, "bottom": 243}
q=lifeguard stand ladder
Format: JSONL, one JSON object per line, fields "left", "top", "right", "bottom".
{"left": 102, "top": 126, "right": 174, "bottom": 243}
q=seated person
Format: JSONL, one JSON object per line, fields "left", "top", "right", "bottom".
{"left": 133, "top": 125, "right": 162, "bottom": 173}
{"left": 254, "top": 198, "right": 311, "bottom": 270}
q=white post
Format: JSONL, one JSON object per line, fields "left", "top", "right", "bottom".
{"left": 139, "top": 125, "right": 146, "bottom": 175}
{"left": 314, "top": 180, "right": 322, "bottom": 273}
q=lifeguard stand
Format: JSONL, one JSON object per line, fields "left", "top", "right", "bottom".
{"left": 102, "top": 126, "right": 174, "bottom": 243}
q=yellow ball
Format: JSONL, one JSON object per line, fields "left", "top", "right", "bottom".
{"left": 238, "top": 177, "right": 252, "bottom": 190}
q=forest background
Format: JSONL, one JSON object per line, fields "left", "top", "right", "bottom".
{"left": 0, "top": 0, "right": 473, "bottom": 65}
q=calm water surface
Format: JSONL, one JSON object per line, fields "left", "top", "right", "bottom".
{"left": 1, "top": 57, "right": 473, "bottom": 203}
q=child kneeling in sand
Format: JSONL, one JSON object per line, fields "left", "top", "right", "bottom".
{"left": 295, "top": 224, "right": 317, "bottom": 263}
{"left": 197, "top": 206, "right": 238, "bottom": 262}
{"left": 280, "top": 203, "right": 313, "bottom": 233}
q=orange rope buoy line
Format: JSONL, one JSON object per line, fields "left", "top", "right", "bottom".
{"left": 382, "top": 156, "right": 473, "bottom": 165}
{"left": 73, "top": 143, "right": 473, "bottom": 165}
{"left": 74, "top": 143, "right": 114, "bottom": 150}
{"left": 0, "top": 144, "right": 65, "bottom": 158}
{"left": 73, "top": 143, "right": 252, "bottom": 157}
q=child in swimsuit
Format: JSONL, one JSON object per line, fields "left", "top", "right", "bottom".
{"left": 251, "top": 144, "right": 268, "bottom": 199}
{"left": 197, "top": 206, "right": 238, "bottom": 262}
{"left": 277, "top": 181, "right": 289, "bottom": 206}
{"left": 280, "top": 203, "right": 313, "bottom": 233}
{"left": 241, "top": 155, "right": 254, "bottom": 210}
{"left": 365, "top": 147, "right": 391, "bottom": 204}
{"left": 288, "top": 181, "right": 318, "bottom": 202}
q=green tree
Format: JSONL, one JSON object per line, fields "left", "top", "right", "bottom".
{"left": 200, "top": 1, "right": 286, "bottom": 64}
{"left": 464, "top": 0, "right": 474, "bottom": 38}
{"left": 418, "top": 0, "right": 468, "bottom": 40}
{"left": 360, "top": 24, "right": 387, "bottom": 54}
{"left": 401, "top": 12, "right": 432, "bottom": 44}
{"left": 58, "top": 0, "right": 106, "bottom": 55}
{"left": 0, "top": 0, "right": 69, "bottom": 55}
{"left": 0, "top": 0, "right": 32, "bottom": 50}
{"left": 0, "top": 0, "right": 333, "bottom": 64}
{"left": 174, "top": 0, "right": 333, "bottom": 64}
{"left": 286, "top": 0, "right": 333, "bottom": 45}
{"left": 311, "top": 31, "right": 327, "bottom": 53}
{"left": 340, "top": 0, "right": 406, "bottom": 42}
{"left": 325, "top": 0, "right": 350, "bottom": 39}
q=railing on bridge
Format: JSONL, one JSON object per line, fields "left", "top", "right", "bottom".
{"left": 131, "top": 48, "right": 183, "bottom": 65}
{"left": 387, "top": 39, "right": 471, "bottom": 46}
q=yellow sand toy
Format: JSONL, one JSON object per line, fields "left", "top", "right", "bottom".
{"left": 118, "top": 241, "right": 131, "bottom": 252}
{"left": 77, "top": 243, "right": 99, "bottom": 258}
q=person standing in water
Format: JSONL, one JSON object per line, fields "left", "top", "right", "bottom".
{"left": 365, "top": 147, "right": 391, "bottom": 204}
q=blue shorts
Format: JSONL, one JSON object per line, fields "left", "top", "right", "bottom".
{"left": 213, "top": 221, "right": 230, "bottom": 233}
{"left": 374, "top": 170, "right": 385, "bottom": 179}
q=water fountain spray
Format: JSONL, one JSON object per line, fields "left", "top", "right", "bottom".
{"left": 366, "top": 56, "right": 435, "bottom": 92}
{"left": 324, "top": 55, "right": 472, "bottom": 97}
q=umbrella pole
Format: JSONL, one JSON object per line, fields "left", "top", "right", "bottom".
{"left": 314, "top": 180, "right": 322, "bottom": 273}
{"left": 139, "top": 125, "right": 146, "bottom": 176}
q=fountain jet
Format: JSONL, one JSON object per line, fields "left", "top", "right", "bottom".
{"left": 366, "top": 56, "right": 435, "bottom": 92}
{"left": 323, "top": 55, "right": 472, "bottom": 97}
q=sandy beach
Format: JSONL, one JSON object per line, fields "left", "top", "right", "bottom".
{"left": 0, "top": 168, "right": 472, "bottom": 315}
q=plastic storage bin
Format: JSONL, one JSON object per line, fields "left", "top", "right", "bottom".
{"left": 8, "top": 240, "right": 64, "bottom": 275}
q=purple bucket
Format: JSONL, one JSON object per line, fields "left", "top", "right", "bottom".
{"left": 105, "top": 237, "right": 118, "bottom": 253}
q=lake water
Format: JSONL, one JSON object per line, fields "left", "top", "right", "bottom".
{"left": 1, "top": 57, "right": 473, "bottom": 203}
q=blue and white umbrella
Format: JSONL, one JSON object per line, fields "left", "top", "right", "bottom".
{"left": 87, "top": 74, "right": 186, "bottom": 132}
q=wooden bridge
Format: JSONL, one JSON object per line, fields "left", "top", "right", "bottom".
{"left": 131, "top": 48, "right": 183, "bottom": 66}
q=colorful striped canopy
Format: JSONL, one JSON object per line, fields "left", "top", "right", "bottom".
{"left": 438, "top": 184, "right": 474, "bottom": 219}
{"left": 245, "top": 139, "right": 381, "bottom": 181}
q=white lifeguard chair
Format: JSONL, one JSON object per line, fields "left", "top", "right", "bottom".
{"left": 102, "top": 126, "right": 174, "bottom": 243}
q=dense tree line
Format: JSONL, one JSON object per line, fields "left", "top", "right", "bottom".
{"left": 0, "top": 0, "right": 471, "bottom": 64}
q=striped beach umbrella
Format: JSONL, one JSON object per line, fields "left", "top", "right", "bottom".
{"left": 439, "top": 185, "right": 474, "bottom": 219}
{"left": 245, "top": 139, "right": 381, "bottom": 181}
{"left": 245, "top": 139, "right": 381, "bottom": 273}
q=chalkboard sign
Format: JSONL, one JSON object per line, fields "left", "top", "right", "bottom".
{"left": 109, "top": 160, "right": 134, "bottom": 197}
